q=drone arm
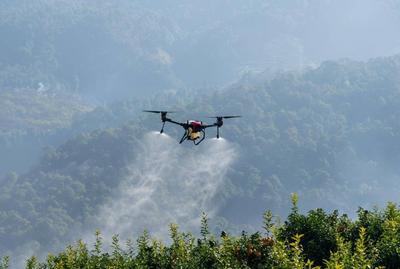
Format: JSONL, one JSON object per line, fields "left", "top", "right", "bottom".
{"left": 165, "top": 118, "right": 188, "bottom": 128}
{"left": 201, "top": 123, "right": 218, "bottom": 129}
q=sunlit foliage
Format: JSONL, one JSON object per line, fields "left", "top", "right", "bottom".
{"left": 2, "top": 197, "right": 400, "bottom": 268}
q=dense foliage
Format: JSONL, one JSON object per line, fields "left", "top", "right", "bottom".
{"left": 3, "top": 196, "right": 400, "bottom": 268}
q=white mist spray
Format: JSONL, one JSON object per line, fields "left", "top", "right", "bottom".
{"left": 92, "top": 132, "right": 237, "bottom": 241}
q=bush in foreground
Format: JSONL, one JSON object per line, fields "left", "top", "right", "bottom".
{"left": 3, "top": 195, "right": 400, "bottom": 268}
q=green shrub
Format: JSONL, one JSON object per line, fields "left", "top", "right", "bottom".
{"left": 3, "top": 196, "right": 400, "bottom": 269}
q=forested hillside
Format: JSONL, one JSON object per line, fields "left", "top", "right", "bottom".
{"left": 1, "top": 55, "right": 400, "bottom": 263}
{"left": 207, "top": 56, "right": 400, "bottom": 219}
{"left": 0, "top": 124, "right": 144, "bottom": 254}
{"left": 0, "top": 89, "right": 92, "bottom": 174}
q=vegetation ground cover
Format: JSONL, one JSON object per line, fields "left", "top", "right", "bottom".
{"left": 3, "top": 194, "right": 400, "bottom": 268}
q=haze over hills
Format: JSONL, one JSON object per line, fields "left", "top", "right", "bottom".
{"left": 0, "top": 89, "right": 93, "bottom": 174}
{"left": 1, "top": 0, "right": 400, "bottom": 101}
{"left": 2, "top": 0, "right": 400, "bottom": 267}
{"left": 2, "top": 0, "right": 400, "bottom": 179}
{"left": 2, "top": 55, "right": 400, "bottom": 262}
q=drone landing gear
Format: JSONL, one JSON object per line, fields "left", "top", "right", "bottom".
{"left": 179, "top": 130, "right": 206, "bottom": 145}
{"left": 160, "top": 121, "right": 166, "bottom": 134}
{"left": 216, "top": 127, "right": 220, "bottom": 139}
{"left": 193, "top": 130, "right": 206, "bottom": 145}
{"left": 179, "top": 131, "right": 188, "bottom": 144}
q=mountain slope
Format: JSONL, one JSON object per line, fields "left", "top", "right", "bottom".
{"left": 2, "top": 55, "right": 400, "bottom": 257}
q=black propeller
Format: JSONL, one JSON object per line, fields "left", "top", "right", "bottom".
{"left": 208, "top": 115, "right": 242, "bottom": 119}
{"left": 143, "top": 110, "right": 177, "bottom": 114}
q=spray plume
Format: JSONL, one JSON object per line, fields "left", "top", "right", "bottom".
{"left": 91, "top": 132, "right": 237, "bottom": 241}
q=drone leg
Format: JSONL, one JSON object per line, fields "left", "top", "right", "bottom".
{"left": 160, "top": 121, "right": 166, "bottom": 134}
{"left": 179, "top": 131, "right": 187, "bottom": 144}
{"left": 217, "top": 127, "right": 220, "bottom": 139}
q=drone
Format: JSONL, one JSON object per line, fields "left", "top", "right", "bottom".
{"left": 143, "top": 110, "right": 241, "bottom": 145}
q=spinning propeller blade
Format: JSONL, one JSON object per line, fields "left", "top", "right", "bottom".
{"left": 207, "top": 115, "right": 242, "bottom": 119}
{"left": 143, "top": 110, "right": 177, "bottom": 114}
